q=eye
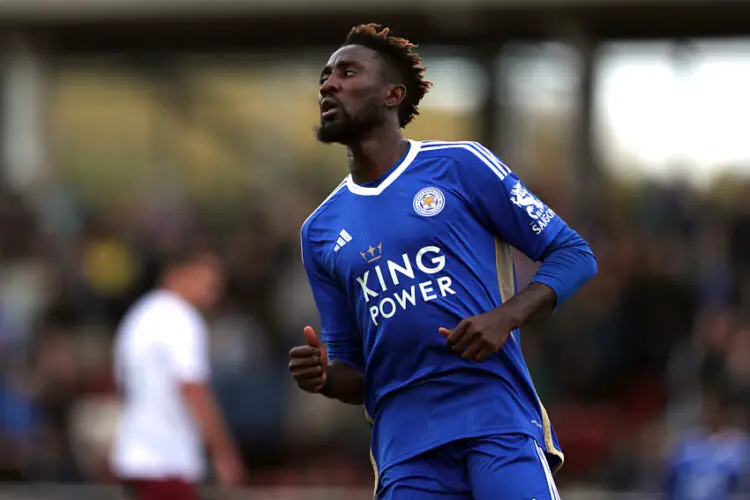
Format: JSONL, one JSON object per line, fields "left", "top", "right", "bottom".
{"left": 319, "top": 75, "right": 329, "bottom": 85}
{"left": 343, "top": 70, "right": 356, "bottom": 77}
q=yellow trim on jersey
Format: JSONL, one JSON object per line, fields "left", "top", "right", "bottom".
{"left": 495, "top": 238, "right": 564, "bottom": 474}
{"left": 539, "top": 398, "right": 565, "bottom": 474}
{"left": 364, "top": 408, "right": 378, "bottom": 498}
{"left": 494, "top": 238, "right": 515, "bottom": 304}
{"left": 370, "top": 448, "right": 379, "bottom": 499}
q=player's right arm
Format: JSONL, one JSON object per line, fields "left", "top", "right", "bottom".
{"left": 289, "top": 326, "right": 365, "bottom": 405}
{"left": 289, "top": 223, "right": 365, "bottom": 406}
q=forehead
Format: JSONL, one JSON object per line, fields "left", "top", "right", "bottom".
{"left": 324, "top": 44, "right": 381, "bottom": 70}
{"left": 190, "top": 254, "right": 222, "bottom": 271}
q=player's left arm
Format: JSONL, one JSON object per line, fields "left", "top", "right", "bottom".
{"left": 441, "top": 142, "right": 597, "bottom": 361}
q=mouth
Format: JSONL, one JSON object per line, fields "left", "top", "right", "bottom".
{"left": 321, "top": 108, "right": 338, "bottom": 119}
{"left": 320, "top": 99, "right": 339, "bottom": 119}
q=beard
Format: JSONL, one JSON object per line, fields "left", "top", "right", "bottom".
{"left": 314, "top": 98, "right": 383, "bottom": 145}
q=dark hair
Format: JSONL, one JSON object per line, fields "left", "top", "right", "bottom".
{"left": 159, "top": 239, "right": 218, "bottom": 277}
{"left": 343, "top": 23, "right": 432, "bottom": 128}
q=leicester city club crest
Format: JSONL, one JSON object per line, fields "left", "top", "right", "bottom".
{"left": 413, "top": 187, "right": 446, "bottom": 217}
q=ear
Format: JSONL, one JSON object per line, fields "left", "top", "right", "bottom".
{"left": 384, "top": 84, "right": 407, "bottom": 109}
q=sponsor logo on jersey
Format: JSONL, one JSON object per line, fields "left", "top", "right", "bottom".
{"left": 509, "top": 180, "right": 556, "bottom": 235}
{"left": 356, "top": 244, "right": 456, "bottom": 326}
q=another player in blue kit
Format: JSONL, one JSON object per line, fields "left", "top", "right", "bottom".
{"left": 665, "top": 389, "right": 750, "bottom": 500}
{"left": 288, "top": 23, "right": 598, "bottom": 499}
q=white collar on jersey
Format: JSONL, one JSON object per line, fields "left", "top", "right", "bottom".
{"left": 345, "top": 139, "right": 422, "bottom": 196}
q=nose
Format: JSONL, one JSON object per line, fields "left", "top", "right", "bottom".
{"left": 319, "top": 75, "right": 339, "bottom": 96}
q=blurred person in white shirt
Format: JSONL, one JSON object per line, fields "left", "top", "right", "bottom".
{"left": 110, "top": 242, "right": 245, "bottom": 500}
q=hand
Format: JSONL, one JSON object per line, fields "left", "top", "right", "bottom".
{"left": 288, "top": 326, "right": 328, "bottom": 393}
{"left": 439, "top": 310, "right": 513, "bottom": 362}
{"left": 213, "top": 448, "right": 246, "bottom": 490}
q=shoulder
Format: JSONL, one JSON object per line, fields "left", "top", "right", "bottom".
{"left": 301, "top": 177, "right": 349, "bottom": 240}
{"left": 416, "top": 140, "right": 511, "bottom": 180}
{"left": 671, "top": 428, "right": 704, "bottom": 455}
{"left": 300, "top": 178, "right": 349, "bottom": 264}
{"left": 132, "top": 292, "right": 204, "bottom": 332}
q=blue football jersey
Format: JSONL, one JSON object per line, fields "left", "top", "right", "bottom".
{"left": 301, "top": 140, "right": 570, "bottom": 476}
{"left": 667, "top": 428, "right": 750, "bottom": 500}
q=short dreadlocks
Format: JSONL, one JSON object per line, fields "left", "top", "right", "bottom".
{"left": 343, "top": 23, "right": 432, "bottom": 128}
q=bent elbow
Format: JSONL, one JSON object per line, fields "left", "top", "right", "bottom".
{"left": 583, "top": 248, "right": 598, "bottom": 283}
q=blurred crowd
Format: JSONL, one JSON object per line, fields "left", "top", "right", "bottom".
{"left": 0, "top": 162, "right": 749, "bottom": 492}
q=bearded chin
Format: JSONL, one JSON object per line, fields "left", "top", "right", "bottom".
{"left": 315, "top": 115, "right": 357, "bottom": 144}
{"left": 314, "top": 102, "right": 383, "bottom": 145}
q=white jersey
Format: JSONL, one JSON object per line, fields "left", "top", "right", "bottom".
{"left": 110, "top": 290, "right": 210, "bottom": 481}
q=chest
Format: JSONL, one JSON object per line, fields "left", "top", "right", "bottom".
{"left": 324, "top": 182, "right": 473, "bottom": 284}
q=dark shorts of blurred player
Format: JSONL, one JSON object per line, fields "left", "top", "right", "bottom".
{"left": 121, "top": 477, "right": 198, "bottom": 500}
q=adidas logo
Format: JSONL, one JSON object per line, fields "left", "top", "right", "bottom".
{"left": 334, "top": 229, "right": 353, "bottom": 252}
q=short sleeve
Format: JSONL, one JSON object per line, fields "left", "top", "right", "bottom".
{"left": 301, "top": 224, "right": 365, "bottom": 372}
{"left": 455, "top": 142, "right": 567, "bottom": 261}
{"left": 166, "top": 309, "right": 210, "bottom": 383}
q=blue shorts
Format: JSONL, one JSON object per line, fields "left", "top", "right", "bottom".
{"left": 377, "top": 434, "right": 561, "bottom": 500}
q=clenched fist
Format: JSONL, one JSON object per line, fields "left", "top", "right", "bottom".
{"left": 288, "top": 326, "right": 328, "bottom": 392}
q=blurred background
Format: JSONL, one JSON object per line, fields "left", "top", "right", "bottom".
{"left": 0, "top": 0, "right": 749, "bottom": 498}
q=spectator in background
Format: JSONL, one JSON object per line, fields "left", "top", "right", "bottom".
{"left": 110, "top": 242, "right": 245, "bottom": 500}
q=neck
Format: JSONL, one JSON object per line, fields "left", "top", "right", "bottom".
{"left": 346, "top": 125, "right": 407, "bottom": 185}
